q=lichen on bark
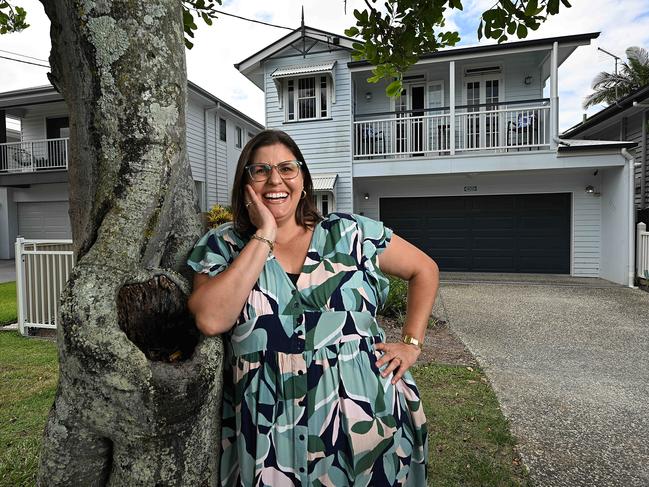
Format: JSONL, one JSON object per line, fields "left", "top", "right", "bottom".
{"left": 37, "top": 0, "right": 223, "bottom": 484}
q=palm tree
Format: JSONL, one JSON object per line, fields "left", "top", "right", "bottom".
{"left": 583, "top": 46, "right": 649, "bottom": 109}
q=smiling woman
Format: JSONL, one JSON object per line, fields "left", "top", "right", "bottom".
{"left": 187, "top": 129, "right": 440, "bottom": 486}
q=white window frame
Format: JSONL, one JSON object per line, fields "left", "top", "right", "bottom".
{"left": 284, "top": 75, "right": 331, "bottom": 122}
{"left": 235, "top": 126, "right": 242, "bottom": 148}
{"left": 314, "top": 191, "right": 335, "bottom": 215}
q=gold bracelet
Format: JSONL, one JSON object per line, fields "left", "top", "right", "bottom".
{"left": 251, "top": 234, "right": 274, "bottom": 254}
{"left": 402, "top": 334, "right": 423, "bottom": 350}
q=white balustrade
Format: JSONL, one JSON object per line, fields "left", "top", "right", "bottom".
{"left": 353, "top": 104, "right": 550, "bottom": 158}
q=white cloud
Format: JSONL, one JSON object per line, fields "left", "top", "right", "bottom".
{"left": 1, "top": 0, "right": 648, "bottom": 131}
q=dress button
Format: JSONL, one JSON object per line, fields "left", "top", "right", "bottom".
{"left": 291, "top": 289, "right": 297, "bottom": 295}
{"left": 293, "top": 302, "right": 300, "bottom": 308}
{"left": 298, "top": 369, "right": 304, "bottom": 375}
{"left": 299, "top": 434, "right": 305, "bottom": 441}
{"left": 296, "top": 329, "right": 303, "bottom": 336}
{"left": 299, "top": 467, "right": 305, "bottom": 473}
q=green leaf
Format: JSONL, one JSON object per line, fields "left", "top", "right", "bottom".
{"left": 516, "top": 24, "right": 528, "bottom": 38}
{"left": 386, "top": 79, "right": 402, "bottom": 98}
{"left": 547, "top": 0, "right": 560, "bottom": 14}
{"left": 524, "top": 0, "right": 538, "bottom": 16}
{"left": 344, "top": 26, "right": 359, "bottom": 37}
{"left": 507, "top": 22, "right": 516, "bottom": 35}
{"left": 184, "top": 37, "right": 194, "bottom": 49}
{"left": 560, "top": 0, "right": 572, "bottom": 6}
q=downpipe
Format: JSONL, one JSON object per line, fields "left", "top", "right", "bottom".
{"left": 621, "top": 148, "right": 638, "bottom": 288}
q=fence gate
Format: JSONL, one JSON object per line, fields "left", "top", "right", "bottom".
{"left": 15, "top": 238, "right": 75, "bottom": 336}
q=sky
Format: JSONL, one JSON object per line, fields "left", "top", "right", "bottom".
{"left": 1, "top": 0, "right": 649, "bottom": 131}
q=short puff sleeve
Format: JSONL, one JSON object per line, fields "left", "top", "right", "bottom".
{"left": 187, "top": 223, "right": 241, "bottom": 277}
{"left": 354, "top": 214, "right": 393, "bottom": 262}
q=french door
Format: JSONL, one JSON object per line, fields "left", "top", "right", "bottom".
{"left": 465, "top": 78, "right": 501, "bottom": 149}
{"left": 395, "top": 84, "right": 425, "bottom": 155}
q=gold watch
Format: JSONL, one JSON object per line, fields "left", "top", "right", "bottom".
{"left": 402, "top": 334, "right": 423, "bottom": 350}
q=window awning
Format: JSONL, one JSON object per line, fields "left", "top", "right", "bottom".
{"left": 271, "top": 61, "right": 337, "bottom": 79}
{"left": 311, "top": 173, "right": 338, "bottom": 192}
{"left": 271, "top": 61, "right": 337, "bottom": 106}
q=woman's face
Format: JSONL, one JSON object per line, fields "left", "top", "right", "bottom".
{"left": 248, "top": 142, "right": 304, "bottom": 225}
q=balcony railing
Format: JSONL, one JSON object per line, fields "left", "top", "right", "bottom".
{"left": 0, "top": 138, "right": 69, "bottom": 173}
{"left": 354, "top": 99, "right": 551, "bottom": 159}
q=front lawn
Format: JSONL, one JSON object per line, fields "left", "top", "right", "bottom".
{"left": 0, "top": 332, "right": 58, "bottom": 487}
{"left": 0, "top": 282, "right": 17, "bottom": 326}
{"left": 0, "top": 332, "right": 529, "bottom": 487}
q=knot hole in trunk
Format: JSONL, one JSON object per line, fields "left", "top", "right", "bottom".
{"left": 117, "top": 275, "right": 199, "bottom": 362}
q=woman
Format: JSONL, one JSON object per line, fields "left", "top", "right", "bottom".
{"left": 187, "top": 130, "right": 439, "bottom": 486}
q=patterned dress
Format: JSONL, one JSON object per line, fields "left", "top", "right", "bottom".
{"left": 188, "top": 213, "right": 427, "bottom": 487}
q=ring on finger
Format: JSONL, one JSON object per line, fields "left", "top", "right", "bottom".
{"left": 245, "top": 201, "right": 253, "bottom": 207}
{"left": 393, "top": 356, "right": 402, "bottom": 364}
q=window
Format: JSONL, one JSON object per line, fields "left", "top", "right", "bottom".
{"left": 235, "top": 126, "right": 242, "bottom": 148}
{"left": 313, "top": 192, "right": 333, "bottom": 216}
{"left": 286, "top": 75, "right": 329, "bottom": 121}
{"left": 194, "top": 180, "right": 206, "bottom": 211}
{"left": 219, "top": 118, "right": 227, "bottom": 142}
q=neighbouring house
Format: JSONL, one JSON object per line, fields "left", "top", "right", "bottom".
{"left": 562, "top": 84, "right": 649, "bottom": 221}
{"left": 0, "top": 82, "right": 264, "bottom": 259}
{"left": 236, "top": 25, "right": 637, "bottom": 286}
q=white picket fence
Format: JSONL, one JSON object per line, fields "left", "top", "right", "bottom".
{"left": 638, "top": 223, "right": 649, "bottom": 279}
{"left": 15, "top": 238, "right": 74, "bottom": 336}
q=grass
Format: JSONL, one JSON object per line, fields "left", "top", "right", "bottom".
{"left": 0, "top": 334, "right": 529, "bottom": 487}
{"left": 0, "top": 282, "right": 17, "bottom": 326}
{"left": 412, "top": 364, "right": 530, "bottom": 486}
{"left": 0, "top": 332, "right": 58, "bottom": 487}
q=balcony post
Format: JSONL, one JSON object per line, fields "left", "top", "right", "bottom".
{"left": 550, "top": 41, "right": 559, "bottom": 150}
{"left": 449, "top": 61, "right": 455, "bottom": 155}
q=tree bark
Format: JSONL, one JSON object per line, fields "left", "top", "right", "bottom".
{"left": 37, "top": 1, "right": 223, "bottom": 485}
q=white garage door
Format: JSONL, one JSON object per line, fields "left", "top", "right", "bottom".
{"left": 17, "top": 201, "right": 72, "bottom": 239}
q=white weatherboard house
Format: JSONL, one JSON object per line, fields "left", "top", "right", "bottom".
{"left": 236, "top": 26, "right": 638, "bottom": 287}
{"left": 0, "top": 82, "right": 264, "bottom": 260}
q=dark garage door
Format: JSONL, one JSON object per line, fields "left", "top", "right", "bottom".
{"left": 380, "top": 193, "right": 571, "bottom": 273}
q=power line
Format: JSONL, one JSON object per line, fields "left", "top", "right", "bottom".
{"left": 210, "top": 9, "right": 293, "bottom": 30}
{"left": 0, "top": 49, "right": 49, "bottom": 63}
{"left": 0, "top": 55, "right": 49, "bottom": 68}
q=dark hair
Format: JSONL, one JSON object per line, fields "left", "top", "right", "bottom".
{"left": 231, "top": 129, "right": 322, "bottom": 236}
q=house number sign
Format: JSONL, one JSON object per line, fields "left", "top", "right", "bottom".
{"left": 464, "top": 185, "right": 478, "bottom": 192}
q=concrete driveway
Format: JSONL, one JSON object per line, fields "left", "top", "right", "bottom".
{"left": 0, "top": 259, "right": 15, "bottom": 283}
{"left": 436, "top": 274, "right": 649, "bottom": 487}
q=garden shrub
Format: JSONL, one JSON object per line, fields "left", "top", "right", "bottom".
{"left": 380, "top": 275, "right": 408, "bottom": 318}
{"left": 206, "top": 204, "right": 233, "bottom": 229}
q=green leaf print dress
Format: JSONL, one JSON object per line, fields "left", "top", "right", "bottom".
{"left": 188, "top": 213, "right": 428, "bottom": 486}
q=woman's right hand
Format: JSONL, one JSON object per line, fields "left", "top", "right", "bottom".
{"left": 245, "top": 184, "right": 277, "bottom": 240}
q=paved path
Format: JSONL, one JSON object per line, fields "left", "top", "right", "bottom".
{"left": 436, "top": 277, "right": 649, "bottom": 487}
{"left": 0, "top": 259, "right": 15, "bottom": 283}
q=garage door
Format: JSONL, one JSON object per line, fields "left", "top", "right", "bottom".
{"left": 380, "top": 194, "right": 571, "bottom": 273}
{"left": 17, "top": 201, "right": 72, "bottom": 239}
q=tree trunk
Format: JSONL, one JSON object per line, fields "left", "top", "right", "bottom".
{"left": 37, "top": 1, "right": 223, "bottom": 485}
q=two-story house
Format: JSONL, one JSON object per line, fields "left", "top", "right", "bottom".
{"left": 562, "top": 84, "right": 649, "bottom": 223}
{"left": 0, "top": 81, "right": 264, "bottom": 260}
{"left": 236, "top": 26, "right": 637, "bottom": 287}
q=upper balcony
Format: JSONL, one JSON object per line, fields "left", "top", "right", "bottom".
{"left": 354, "top": 98, "right": 550, "bottom": 159}
{"left": 0, "top": 138, "right": 69, "bottom": 173}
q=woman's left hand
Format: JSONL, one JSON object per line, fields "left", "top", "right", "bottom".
{"left": 375, "top": 342, "right": 421, "bottom": 385}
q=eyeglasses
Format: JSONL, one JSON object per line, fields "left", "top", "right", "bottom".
{"left": 245, "top": 160, "right": 303, "bottom": 182}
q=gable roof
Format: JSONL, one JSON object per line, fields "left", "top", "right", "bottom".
{"left": 235, "top": 25, "right": 356, "bottom": 80}
{"left": 562, "top": 83, "right": 649, "bottom": 138}
{"left": 0, "top": 82, "right": 263, "bottom": 129}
